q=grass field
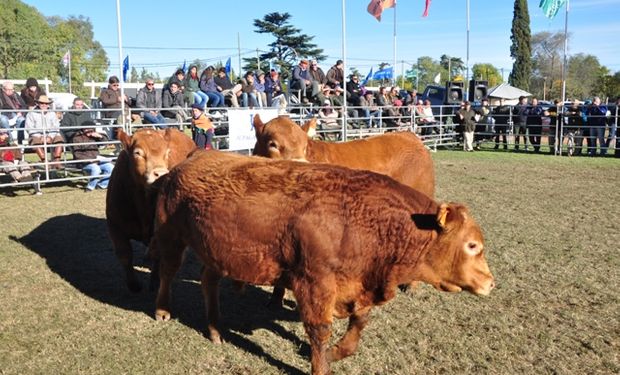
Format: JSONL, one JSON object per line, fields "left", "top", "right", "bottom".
{"left": 0, "top": 150, "right": 618, "bottom": 374}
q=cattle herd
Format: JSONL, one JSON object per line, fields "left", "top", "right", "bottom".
{"left": 105, "top": 116, "right": 495, "bottom": 375}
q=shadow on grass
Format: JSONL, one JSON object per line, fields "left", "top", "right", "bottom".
{"left": 11, "top": 213, "right": 307, "bottom": 375}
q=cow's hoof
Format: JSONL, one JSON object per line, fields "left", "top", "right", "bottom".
{"left": 155, "top": 309, "right": 171, "bottom": 321}
{"left": 127, "top": 280, "right": 142, "bottom": 293}
{"left": 208, "top": 328, "right": 222, "bottom": 344}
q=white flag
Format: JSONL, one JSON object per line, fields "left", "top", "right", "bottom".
{"left": 433, "top": 72, "right": 441, "bottom": 84}
{"left": 62, "top": 51, "right": 70, "bottom": 67}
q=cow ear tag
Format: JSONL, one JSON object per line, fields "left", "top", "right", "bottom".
{"left": 437, "top": 203, "right": 450, "bottom": 229}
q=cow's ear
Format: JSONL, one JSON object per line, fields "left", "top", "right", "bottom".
{"left": 118, "top": 130, "right": 132, "bottom": 150}
{"left": 253, "top": 114, "right": 264, "bottom": 135}
{"left": 301, "top": 118, "right": 317, "bottom": 138}
{"left": 437, "top": 203, "right": 466, "bottom": 231}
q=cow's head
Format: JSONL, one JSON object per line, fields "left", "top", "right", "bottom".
{"left": 118, "top": 129, "right": 172, "bottom": 186}
{"left": 413, "top": 203, "right": 495, "bottom": 296}
{"left": 252, "top": 114, "right": 317, "bottom": 162}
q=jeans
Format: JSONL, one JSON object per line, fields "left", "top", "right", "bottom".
{"left": 193, "top": 91, "right": 209, "bottom": 108}
{"left": 363, "top": 109, "right": 381, "bottom": 127}
{"left": 0, "top": 114, "right": 25, "bottom": 143}
{"left": 205, "top": 91, "right": 225, "bottom": 107}
{"left": 591, "top": 124, "right": 607, "bottom": 155}
{"left": 241, "top": 92, "right": 259, "bottom": 108}
{"left": 143, "top": 112, "right": 167, "bottom": 128}
{"left": 83, "top": 162, "right": 114, "bottom": 190}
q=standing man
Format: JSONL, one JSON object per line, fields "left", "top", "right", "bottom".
{"left": 0, "top": 81, "right": 27, "bottom": 144}
{"left": 512, "top": 96, "right": 529, "bottom": 151}
{"left": 586, "top": 96, "right": 609, "bottom": 156}
{"left": 456, "top": 101, "right": 478, "bottom": 152}
{"left": 492, "top": 98, "right": 511, "bottom": 150}
{"left": 136, "top": 79, "right": 167, "bottom": 128}
{"left": 526, "top": 97, "right": 544, "bottom": 153}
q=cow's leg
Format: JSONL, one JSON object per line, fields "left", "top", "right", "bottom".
{"left": 267, "top": 286, "right": 286, "bottom": 309}
{"left": 154, "top": 236, "right": 184, "bottom": 322}
{"left": 328, "top": 307, "right": 371, "bottom": 362}
{"left": 108, "top": 229, "right": 141, "bottom": 293}
{"left": 294, "top": 277, "right": 336, "bottom": 375}
{"left": 200, "top": 270, "right": 222, "bottom": 344}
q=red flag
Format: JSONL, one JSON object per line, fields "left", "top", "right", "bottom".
{"left": 367, "top": 0, "right": 396, "bottom": 22}
{"left": 422, "top": 0, "right": 431, "bottom": 17}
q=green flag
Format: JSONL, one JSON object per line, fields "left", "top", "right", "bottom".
{"left": 539, "top": 0, "right": 566, "bottom": 19}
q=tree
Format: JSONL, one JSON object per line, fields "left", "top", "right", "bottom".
{"left": 440, "top": 54, "right": 465, "bottom": 80}
{"left": 243, "top": 12, "right": 325, "bottom": 79}
{"left": 472, "top": 63, "right": 502, "bottom": 87}
{"left": 129, "top": 67, "right": 139, "bottom": 83}
{"left": 508, "top": 0, "right": 532, "bottom": 91}
{"left": 566, "top": 54, "right": 608, "bottom": 100}
{"left": 0, "top": 1, "right": 108, "bottom": 98}
{"left": 416, "top": 56, "right": 445, "bottom": 89}
{"left": 530, "top": 31, "right": 568, "bottom": 99}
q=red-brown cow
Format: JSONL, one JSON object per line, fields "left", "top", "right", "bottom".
{"left": 150, "top": 150, "right": 494, "bottom": 375}
{"left": 106, "top": 128, "right": 196, "bottom": 292}
{"left": 253, "top": 115, "right": 435, "bottom": 199}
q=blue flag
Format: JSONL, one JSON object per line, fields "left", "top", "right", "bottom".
{"left": 122, "top": 55, "right": 129, "bottom": 82}
{"left": 181, "top": 60, "right": 187, "bottom": 74}
{"left": 362, "top": 67, "right": 373, "bottom": 86}
{"left": 539, "top": 0, "right": 566, "bottom": 19}
{"left": 225, "top": 57, "right": 231, "bottom": 77}
{"left": 373, "top": 66, "right": 393, "bottom": 80}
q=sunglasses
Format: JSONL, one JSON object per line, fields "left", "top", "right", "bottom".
{"left": 146, "top": 83, "right": 154, "bottom": 86}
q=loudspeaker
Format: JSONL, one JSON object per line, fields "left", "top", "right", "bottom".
{"left": 445, "top": 81, "right": 464, "bottom": 104}
{"left": 469, "top": 80, "right": 488, "bottom": 102}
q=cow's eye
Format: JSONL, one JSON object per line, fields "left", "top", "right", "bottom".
{"left": 464, "top": 241, "right": 481, "bottom": 256}
{"left": 133, "top": 148, "right": 145, "bottom": 158}
{"left": 268, "top": 141, "right": 278, "bottom": 150}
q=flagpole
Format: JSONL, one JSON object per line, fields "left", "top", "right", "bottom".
{"left": 116, "top": 0, "right": 126, "bottom": 131}
{"left": 465, "top": 0, "right": 470, "bottom": 99}
{"left": 560, "top": 0, "right": 569, "bottom": 103}
{"left": 342, "top": 0, "right": 348, "bottom": 141}
{"left": 68, "top": 50, "right": 72, "bottom": 94}
{"left": 393, "top": 2, "right": 397, "bottom": 87}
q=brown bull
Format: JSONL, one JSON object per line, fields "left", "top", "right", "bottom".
{"left": 150, "top": 150, "right": 494, "bottom": 375}
{"left": 253, "top": 115, "right": 435, "bottom": 199}
{"left": 106, "top": 128, "right": 195, "bottom": 292}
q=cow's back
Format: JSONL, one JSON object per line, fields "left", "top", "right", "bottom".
{"left": 307, "top": 132, "right": 435, "bottom": 198}
{"left": 156, "top": 150, "right": 436, "bottom": 287}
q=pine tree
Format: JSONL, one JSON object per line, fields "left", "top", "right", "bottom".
{"left": 243, "top": 12, "right": 325, "bottom": 79}
{"left": 508, "top": 0, "right": 532, "bottom": 90}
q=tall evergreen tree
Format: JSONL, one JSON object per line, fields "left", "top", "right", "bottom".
{"left": 243, "top": 12, "right": 325, "bottom": 79}
{"left": 508, "top": 0, "right": 532, "bottom": 90}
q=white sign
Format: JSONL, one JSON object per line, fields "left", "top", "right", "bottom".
{"left": 227, "top": 108, "right": 279, "bottom": 151}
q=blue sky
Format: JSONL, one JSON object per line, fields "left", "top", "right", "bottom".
{"left": 22, "top": 0, "right": 620, "bottom": 80}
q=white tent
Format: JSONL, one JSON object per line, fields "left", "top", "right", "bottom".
{"left": 487, "top": 83, "right": 532, "bottom": 105}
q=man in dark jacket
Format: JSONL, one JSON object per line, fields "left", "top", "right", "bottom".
{"left": 456, "top": 101, "right": 479, "bottom": 152}
{"left": 69, "top": 120, "right": 113, "bottom": 191}
{"left": 61, "top": 97, "right": 93, "bottom": 141}
{"left": 492, "top": 98, "right": 511, "bottom": 150}
{"left": 526, "top": 97, "right": 545, "bottom": 153}
{"left": 161, "top": 82, "right": 187, "bottom": 126}
{"left": 0, "top": 81, "right": 27, "bottom": 144}
{"left": 512, "top": 95, "right": 529, "bottom": 151}
{"left": 136, "top": 79, "right": 167, "bottom": 128}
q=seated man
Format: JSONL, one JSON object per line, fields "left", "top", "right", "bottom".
{"left": 360, "top": 91, "right": 380, "bottom": 128}
{"left": 60, "top": 97, "right": 92, "bottom": 141}
{"left": 290, "top": 59, "right": 312, "bottom": 103}
{"left": 416, "top": 99, "right": 437, "bottom": 135}
{"left": 317, "top": 99, "right": 341, "bottom": 141}
{"left": 0, "top": 81, "right": 27, "bottom": 144}
{"left": 24, "top": 95, "right": 64, "bottom": 168}
{"left": 68, "top": 120, "right": 113, "bottom": 191}
{"left": 99, "top": 76, "right": 130, "bottom": 124}
{"left": 213, "top": 67, "right": 241, "bottom": 107}
{"left": 0, "top": 129, "right": 32, "bottom": 182}
{"left": 240, "top": 72, "right": 259, "bottom": 108}
{"left": 265, "top": 70, "right": 287, "bottom": 113}
{"left": 161, "top": 82, "right": 187, "bottom": 126}
{"left": 136, "top": 79, "right": 167, "bottom": 128}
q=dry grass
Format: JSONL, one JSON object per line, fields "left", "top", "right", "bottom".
{"left": 0, "top": 150, "right": 618, "bottom": 374}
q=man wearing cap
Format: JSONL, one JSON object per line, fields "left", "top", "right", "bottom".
{"left": 0, "top": 81, "right": 27, "bottom": 144}
{"left": 291, "top": 59, "right": 312, "bottom": 103}
{"left": 100, "top": 76, "right": 131, "bottom": 124}
{"left": 24, "top": 95, "right": 64, "bottom": 166}
{"left": 68, "top": 120, "right": 113, "bottom": 191}
{"left": 455, "top": 100, "right": 479, "bottom": 152}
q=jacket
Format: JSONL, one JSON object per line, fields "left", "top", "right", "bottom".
{"left": 192, "top": 113, "right": 214, "bottom": 132}
{"left": 24, "top": 109, "right": 61, "bottom": 137}
{"left": 136, "top": 87, "right": 162, "bottom": 115}
{"left": 60, "top": 109, "right": 93, "bottom": 140}
{"left": 161, "top": 89, "right": 185, "bottom": 118}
